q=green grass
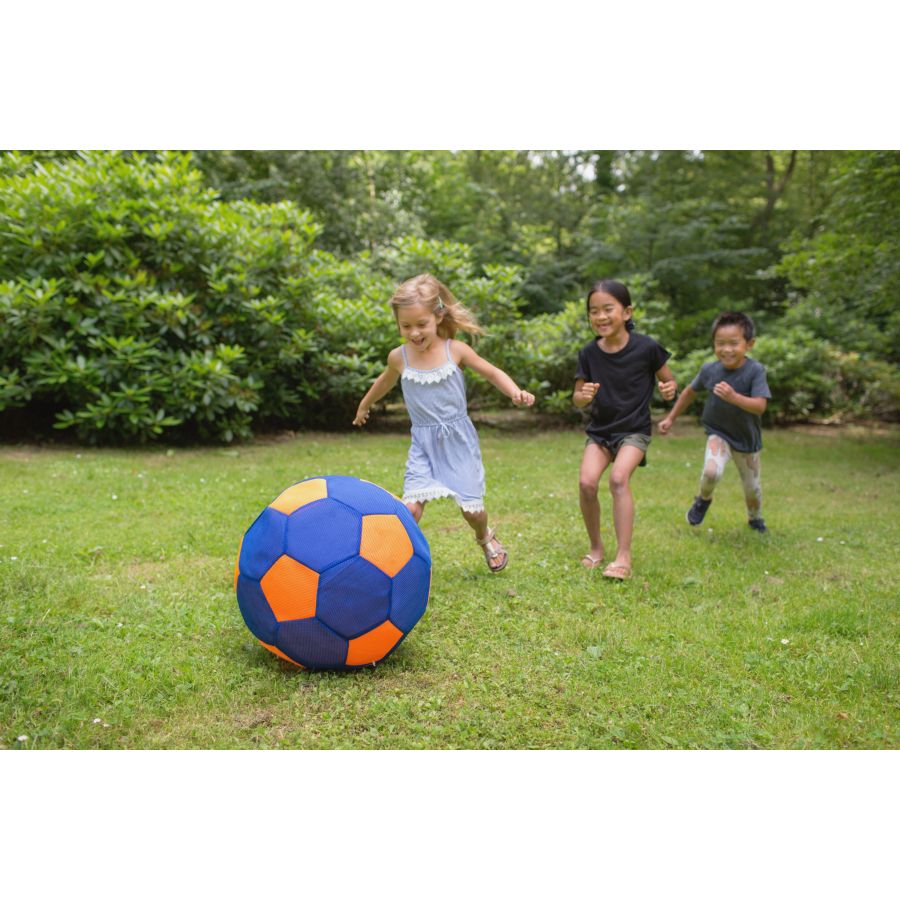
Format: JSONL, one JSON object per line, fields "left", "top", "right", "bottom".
{"left": 1, "top": 423, "right": 898, "bottom": 749}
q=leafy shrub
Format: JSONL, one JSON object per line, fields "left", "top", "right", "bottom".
{"left": 0, "top": 154, "right": 535, "bottom": 441}
{"left": 0, "top": 152, "right": 327, "bottom": 442}
{"left": 667, "top": 325, "right": 900, "bottom": 424}
{"left": 2, "top": 152, "right": 895, "bottom": 443}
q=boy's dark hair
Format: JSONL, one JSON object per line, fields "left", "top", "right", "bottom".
{"left": 711, "top": 311, "right": 755, "bottom": 341}
{"left": 587, "top": 279, "right": 635, "bottom": 332}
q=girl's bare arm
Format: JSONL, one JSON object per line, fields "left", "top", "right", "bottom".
{"left": 455, "top": 341, "right": 535, "bottom": 407}
{"left": 353, "top": 349, "right": 403, "bottom": 426}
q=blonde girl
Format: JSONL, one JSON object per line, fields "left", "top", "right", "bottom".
{"left": 354, "top": 273, "right": 535, "bottom": 572}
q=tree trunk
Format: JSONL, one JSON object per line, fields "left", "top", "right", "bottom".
{"left": 361, "top": 151, "right": 377, "bottom": 256}
{"left": 757, "top": 150, "right": 797, "bottom": 238}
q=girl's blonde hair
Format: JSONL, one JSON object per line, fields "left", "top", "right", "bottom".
{"left": 390, "top": 273, "right": 484, "bottom": 338}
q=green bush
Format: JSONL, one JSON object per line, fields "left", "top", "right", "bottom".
{"left": 2, "top": 152, "right": 895, "bottom": 443}
{"left": 477, "top": 277, "right": 682, "bottom": 419}
{"left": 0, "top": 152, "right": 328, "bottom": 442}
{"left": 0, "top": 154, "right": 535, "bottom": 441}
{"left": 667, "top": 326, "right": 900, "bottom": 424}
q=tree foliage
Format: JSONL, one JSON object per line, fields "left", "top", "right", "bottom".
{"left": 1, "top": 149, "right": 897, "bottom": 443}
{"left": 776, "top": 151, "right": 900, "bottom": 363}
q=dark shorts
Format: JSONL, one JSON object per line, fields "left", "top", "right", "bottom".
{"left": 585, "top": 432, "right": 651, "bottom": 466}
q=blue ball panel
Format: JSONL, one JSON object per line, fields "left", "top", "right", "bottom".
{"left": 276, "top": 618, "right": 348, "bottom": 670}
{"left": 399, "top": 508, "right": 431, "bottom": 563}
{"left": 236, "top": 576, "right": 278, "bottom": 644}
{"left": 325, "top": 475, "right": 402, "bottom": 516}
{"left": 240, "top": 507, "right": 287, "bottom": 580}
{"left": 316, "top": 557, "right": 392, "bottom": 639}
{"left": 389, "top": 554, "right": 431, "bottom": 633}
{"left": 285, "top": 499, "right": 361, "bottom": 573}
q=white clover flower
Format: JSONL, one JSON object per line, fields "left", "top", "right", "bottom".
{"left": 93, "top": 718, "right": 102, "bottom": 724}
{"left": 781, "top": 638, "right": 790, "bottom": 645}
{"left": 17, "top": 735, "right": 28, "bottom": 742}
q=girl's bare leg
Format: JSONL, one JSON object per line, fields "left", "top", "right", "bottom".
{"left": 579, "top": 442, "right": 613, "bottom": 565}
{"left": 405, "top": 500, "right": 425, "bottom": 523}
{"left": 607, "top": 445, "right": 646, "bottom": 570}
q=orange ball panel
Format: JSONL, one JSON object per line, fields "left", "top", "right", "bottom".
{"left": 260, "top": 555, "right": 319, "bottom": 621}
{"left": 345, "top": 621, "right": 404, "bottom": 666}
{"left": 359, "top": 514, "right": 413, "bottom": 577}
{"left": 269, "top": 478, "right": 328, "bottom": 514}
{"left": 259, "top": 640, "right": 305, "bottom": 668}
{"left": 234, "top": 535, "right": 243, "bottom": 591}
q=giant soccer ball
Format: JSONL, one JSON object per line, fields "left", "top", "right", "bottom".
{"left": 235, "top": 475, "right": 431, "bottom": 669}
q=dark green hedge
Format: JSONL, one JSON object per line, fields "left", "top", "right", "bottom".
{"left": 2, "top": 152, "right": 896, "bottom": 443}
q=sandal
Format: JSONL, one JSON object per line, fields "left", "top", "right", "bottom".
{"left": 476, "top": 527, "right": 509, "bottom": 573}
{"left": 602, "top": 562, "right": 632, "bottom": 581}
{"left": 581, "top": 554, "right": 603, "bottom": 569}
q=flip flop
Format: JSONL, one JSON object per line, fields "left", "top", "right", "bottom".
{"left": 602, "top": 563, "right": 632, "bottom": 580}
{"left": 581, "top": 554, "right": 603, "bottom": 569}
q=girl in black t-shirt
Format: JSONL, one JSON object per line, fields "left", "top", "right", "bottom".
{"left": 573, "top": 280, "right": 676, "bottom": 579}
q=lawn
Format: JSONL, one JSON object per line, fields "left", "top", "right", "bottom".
{"left": 1, "top": 421, "right": 897, "bottom": 749}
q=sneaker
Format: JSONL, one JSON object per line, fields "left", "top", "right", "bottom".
{"left": 748, "top": 518, "right": 768, "bottom": 533}
{"left": 686, "top": 496, "right": 712, "bottom": 526}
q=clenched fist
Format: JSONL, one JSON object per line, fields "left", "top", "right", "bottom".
{"left": 575, "top": 382, "right": 600, "bottom": 405}
{"left": 658, "top": 379, "right": 677, "bottom": 401}
{"left": 511, "top": 389, "right": 535, "bottom": 407}
{"left": 713, "top": 381, "right": 737, "bottom": 403}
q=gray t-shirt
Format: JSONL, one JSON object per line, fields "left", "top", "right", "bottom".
{"left": 690, "top": 357, "right": 771, "bottom": 453}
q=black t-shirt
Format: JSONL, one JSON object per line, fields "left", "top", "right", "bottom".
{"left": 690, "top": 358, "right": 771, "bottom": 453}
{"left": 575, "top": 332, "right": 671, "bottom": 443}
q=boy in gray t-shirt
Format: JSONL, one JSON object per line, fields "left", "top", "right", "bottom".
{"left": 659, "top": 312, "right": 771, "bottom": 532}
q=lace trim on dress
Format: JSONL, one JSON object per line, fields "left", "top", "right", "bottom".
{"left": 401, "top": 360, "right": 458, "bottom": 385}
{"left": 403, "top": 486, "right": 484, "bottom": 513}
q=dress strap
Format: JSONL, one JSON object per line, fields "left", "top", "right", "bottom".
{"left": 400, "top": 344, "right": 409, "bottom": 367}
{"left": 445, "top": 338, "right": 453, "bottom": 363}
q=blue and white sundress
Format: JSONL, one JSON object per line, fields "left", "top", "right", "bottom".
{"left": 400, "top": 339, "right": 486, "bottom": 513}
